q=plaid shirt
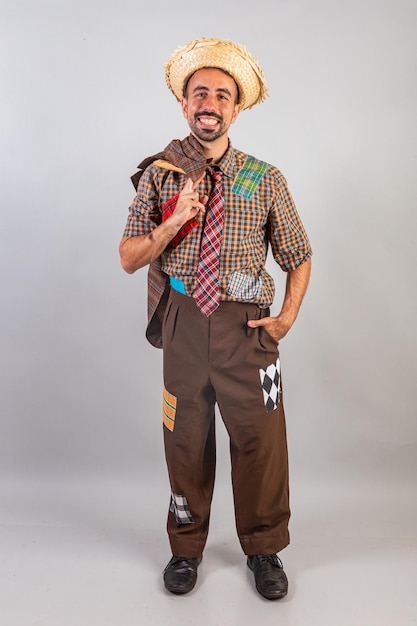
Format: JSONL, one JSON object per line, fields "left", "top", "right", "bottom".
{"left": 123, "top": 140, "right": 312, "bottom": 310}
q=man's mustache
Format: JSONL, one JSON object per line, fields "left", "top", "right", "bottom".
{"left": 195, "top": 112, "right": 223, "bottom": 122}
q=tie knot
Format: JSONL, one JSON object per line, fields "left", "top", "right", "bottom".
{"left": 207, "top": 166, "right": 222, "bottom": 184}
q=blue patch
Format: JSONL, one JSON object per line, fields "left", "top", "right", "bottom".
{"left": 169, "top": 276, "right": 187, "bottom": 295}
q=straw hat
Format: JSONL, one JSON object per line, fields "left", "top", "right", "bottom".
{"left": 164, "top": 38, "right": 268, "bottom": 110}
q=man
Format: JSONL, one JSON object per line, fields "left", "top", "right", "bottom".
{"left": 119, "top": 38, "right": 312, "bottom": 600}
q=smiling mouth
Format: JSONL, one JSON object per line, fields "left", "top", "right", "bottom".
{"left": 196, "top": 115, "right": 222, "bottom": 127}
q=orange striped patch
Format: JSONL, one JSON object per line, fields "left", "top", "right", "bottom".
{"left": 163, "top": 386, "right": 177, "bottom": 432}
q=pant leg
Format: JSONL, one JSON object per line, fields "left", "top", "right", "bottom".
{"left": 210, "top": 302, "right": 291, "bottom": 556}
{"left": 162, "top": 290, "right": 216, "bottom": 558}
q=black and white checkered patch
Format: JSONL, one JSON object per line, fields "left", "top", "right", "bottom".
{"left": 169, "top": 491, "right": 195, "bottom": 524}
{"left": 259, "top": 358, "right": 281, "bottom": 412}
{"left": 226, "top": 271, "right": 263, "bottom": 300}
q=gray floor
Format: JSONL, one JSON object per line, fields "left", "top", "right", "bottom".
{"left": 1, "top": 474, "right": 416, "bottom": 626}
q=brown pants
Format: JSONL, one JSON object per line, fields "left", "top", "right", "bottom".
{"left": 162, "top": 288, "right": 290, "bottom": 558}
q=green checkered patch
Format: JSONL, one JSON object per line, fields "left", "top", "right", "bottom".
{"left": 231, "top": 155, "right": 268, "bottom": 199}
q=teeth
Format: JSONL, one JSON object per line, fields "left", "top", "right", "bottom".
{"left": 200, "top": 117, "right": 218, "bottom": 125}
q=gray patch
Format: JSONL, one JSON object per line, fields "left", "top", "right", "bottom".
{"left": 169, "top": 491, "right": 195, "bottom": 524}
{"left": 226, "top": 271, "right": 263, "bottom": 300}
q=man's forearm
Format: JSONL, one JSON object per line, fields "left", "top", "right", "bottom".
{"left": 279, "top": 259, "right": 312, "bottom": 325}
{"left": 119, "top": 219, "right": 181, "bottom": 274}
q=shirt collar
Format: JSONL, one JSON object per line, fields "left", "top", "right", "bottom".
{"left": 211, "top": 141, "right": 238, "bottom": 180}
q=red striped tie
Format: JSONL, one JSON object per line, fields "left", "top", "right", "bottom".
{"left": 193, "top": 167, "right": 224, "bottom": 316}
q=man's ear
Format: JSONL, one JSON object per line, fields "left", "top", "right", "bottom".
{"left": 181, "top": 98, "right": 188, "bottom": 119}
{"left": 231, "top": 103, "right": 242, "bottom": 124}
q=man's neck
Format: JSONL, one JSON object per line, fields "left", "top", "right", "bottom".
{"left": 190, "top": 132, "right": 229, "bottom": 163}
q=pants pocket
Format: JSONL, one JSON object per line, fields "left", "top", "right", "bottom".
{"left": 162, "top": 296, "right": 179, "bottom": 346}
{"left": 258, "top": 325, "right": 279, "bottom": 350}
{"left": 251, "top": 307, "right": 279, "bottom": 351}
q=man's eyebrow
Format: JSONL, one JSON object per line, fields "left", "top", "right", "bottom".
{"left": 192, "top": 85, "right": 233, "bottom": 96}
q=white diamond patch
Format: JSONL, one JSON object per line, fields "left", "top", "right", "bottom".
{"left": 259, "top": 358, "right": 281, "bottom": 412}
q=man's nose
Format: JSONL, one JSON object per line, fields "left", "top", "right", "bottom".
{"left": 203, "top": 94, "right": 217, "bottom": 110}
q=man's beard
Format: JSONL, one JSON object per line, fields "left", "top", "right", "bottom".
{"left": 188, "top": 112, "right": 229, "bottom": 143}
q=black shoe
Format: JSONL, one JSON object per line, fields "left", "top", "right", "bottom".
{"left": 163, "top": 555, "right": 202, "bottom": 595}
{"left": 247, "top": 554, "right": 288, "bottom": 600}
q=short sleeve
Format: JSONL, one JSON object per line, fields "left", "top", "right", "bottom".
{"left": 122, "top": 168, "right": 161, "bottom": 237}
{"left": 268, "top": 172, "right": 312, "bottom": 271}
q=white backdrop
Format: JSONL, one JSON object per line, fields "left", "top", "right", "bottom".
{"left": 1, "top": 0, "right": 416, "bottom": 506}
